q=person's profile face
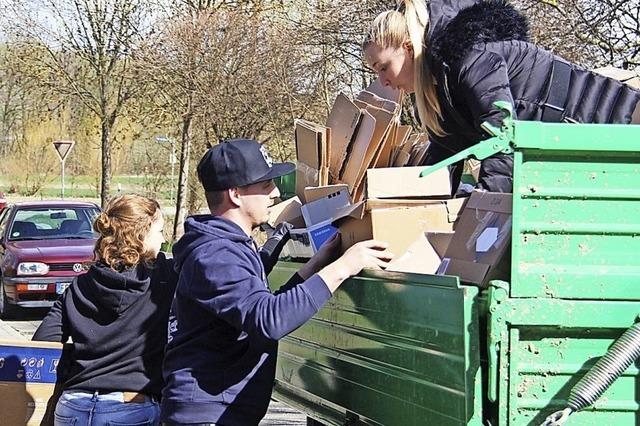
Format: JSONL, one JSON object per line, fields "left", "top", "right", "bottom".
{"left": 237, "top": 180, "right": 280, "bottom": 227}
{"left": 143, "top": 212, "right": 166, "bottom": 257}
{"left": 365, "top": 42, "right": 415, "bottom": 93}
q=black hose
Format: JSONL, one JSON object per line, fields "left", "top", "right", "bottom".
{"left": 567, "top": 322, "right": 640, "bottom": 412}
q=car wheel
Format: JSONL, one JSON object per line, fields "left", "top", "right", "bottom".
{"left": 0, "top": 283, "right": 16, "bottom": 319}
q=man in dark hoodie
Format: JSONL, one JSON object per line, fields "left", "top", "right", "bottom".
{"left": 160, "top": 139, "right": 393, "bottom": 425}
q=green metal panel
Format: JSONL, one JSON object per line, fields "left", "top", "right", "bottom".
{"left": 510, "top": 121, "right": 640, "bottom": 299}
{"left": 488, "top": 282, "right": 640, "bottom": 425}
{"left": 269, "top": 262, "right": 483, "bottom": 425}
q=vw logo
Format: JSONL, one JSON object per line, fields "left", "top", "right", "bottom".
{"left": 72, "top": 263, "right": 84, "bottom": 273}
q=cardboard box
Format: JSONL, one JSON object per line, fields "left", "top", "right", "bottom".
{"left": 0, "top": 340, "right": 66, "bottom": 426}
{"left": 439, "top": 191, "right": 512, "bottom": 287}
{"left": 290, "top": 185, "right": 363, "bottom": 254}
{"left": 366, "top": 166, "right": 451, "bottom": 199}
{"left": 339, "top": 198, "right": 467, "bottom": 256}
{"left": 387, "top": 232, "right": 454, "bottom": 275}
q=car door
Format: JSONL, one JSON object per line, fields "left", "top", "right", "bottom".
{"left": 0, "top": 206, "right": 14, "bottom": 273}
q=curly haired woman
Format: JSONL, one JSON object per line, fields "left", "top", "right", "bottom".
{"left": 33, "top": 194, "right": 177, "bottom": 426}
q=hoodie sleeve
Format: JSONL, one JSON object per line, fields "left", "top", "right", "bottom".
{"left": 189, "top": 245, "right": 331, "bottom": 341}
{"left": 32, "top": 294, "right": 69, "bottom": 343}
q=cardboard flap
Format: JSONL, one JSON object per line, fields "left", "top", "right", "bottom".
{"left": 465, "top": 190, "right": 512, "bottom": 214}
{"left": 356, "top": 91, "right": 399, "bottom": 113}
{"left": 327, "top": 94, "right": 362, "bottom": 181}
{"left": 364, "top": 78, "right": 403, "bottom": 104}
{"left": 304, "top": 184, "right": 350, "bottom": 203}
{"left": 386, "top": 232, "right": 442, "bottom": 275}
{"left": 427, "top": 232, "right": 455, "bottom": 258}
{"left": 439, "top": 257, "right": 490, "bottom": 286}
{"left": 301, "top": 188, "right": 351, "bottom": 226}
{"left": 445, "top": 197, "right": 468, "bottom": 223}
{"left": 267, "top": 197, "right": 304, "bottom": 228}
{"left": 366, "top": 166, "right": 451, "bottom": 199}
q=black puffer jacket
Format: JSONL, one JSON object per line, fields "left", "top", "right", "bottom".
{"left": 422, "top": 0, "right": 640, "bottom": 192}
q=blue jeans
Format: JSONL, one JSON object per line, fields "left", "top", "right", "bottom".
{"left": 54, "top": 390, "right": 160, "bottom": 426}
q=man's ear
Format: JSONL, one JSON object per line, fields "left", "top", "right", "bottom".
{"left": 403, "top": 40, "right": 413, "bottom": 56}
{"left": 228, "top": 187, "right": 242, "bottom": 208}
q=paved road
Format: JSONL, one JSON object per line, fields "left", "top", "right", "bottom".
{"left": 0, "top": 310, "right": 306, "bottom": 426}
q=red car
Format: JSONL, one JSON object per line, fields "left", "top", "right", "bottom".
{"left": 0, "top": 200, "right": 100, "bottom": 318}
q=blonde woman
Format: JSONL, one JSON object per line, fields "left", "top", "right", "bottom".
{"left": 364, "top": 0, "right": 640, "bottom": 193}
{"left": 33, "top": 194, "right": 177, "bottom": 426}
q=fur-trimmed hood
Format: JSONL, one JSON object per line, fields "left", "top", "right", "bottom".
{"left": 428, "top": 0, "right": 530, "bottom": 65}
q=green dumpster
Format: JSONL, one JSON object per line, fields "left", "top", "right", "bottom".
{"left": 269, "top": 118, "right": 640, "bottom": 425}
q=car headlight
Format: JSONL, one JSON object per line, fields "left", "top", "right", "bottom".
{"left": 17, "top": 262, "right": 49, "bottom": 276}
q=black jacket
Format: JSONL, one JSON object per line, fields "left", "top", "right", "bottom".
{"left": 32, "top": 253, "right": 178, "bottom": 397}
{"left": 422, "top": 0, "right": 640, "bottom": 192}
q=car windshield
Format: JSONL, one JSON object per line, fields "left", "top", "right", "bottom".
{"left": 9, "top": 207, "right": 100, "bottom": 241}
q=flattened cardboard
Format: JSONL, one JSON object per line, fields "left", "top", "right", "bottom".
{"left": 367, "top": 166, "right": 451, "bottom": 199}
{"left": 295, "top": 121, "right": 319, "bottom": 200}
{"left": 386, "top": 232, "right": 454, "bottom": 274}
{"left": 440, "top": 191, "right": 512, "bottom": 287}
{"left": 339, "top": 109, "right": 376, "bottom": 193}
{"left": 0, "top": 340, "right": 66, "bottom": 426}
{"left": 327, "top": 94, "right": 362, "bottom": 181}
{"left": 339, "top": 198, "right": 467, "bottom": 255}
{"left": 346, "top": 103, "right": 395, "bottom": 196}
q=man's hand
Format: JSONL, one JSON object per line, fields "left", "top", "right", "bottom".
{"left": 317, "top": 240, "right": 394, "bottom": 293}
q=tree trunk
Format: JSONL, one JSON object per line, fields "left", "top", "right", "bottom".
{"left": 100, "top": 118, "right": 112, "bottom": 208}
{"left": 173, "top": 113, "right": 192, "bottom": 240}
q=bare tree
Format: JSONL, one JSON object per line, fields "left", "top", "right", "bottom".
{"left": 8, "top": 0, "right": 151, "bottom": 207}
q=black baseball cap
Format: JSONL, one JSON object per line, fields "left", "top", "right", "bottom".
{"left": 197, "top": 139, "right": 295, "bottom": 191}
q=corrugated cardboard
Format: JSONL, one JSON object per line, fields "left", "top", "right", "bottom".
{"left": 292, "top": 186, "right": 363, "bottom": 254}
{"left": 593, "top": 66, "right": 640, "bottom": 89}
{"left": 363, "top": 78, "right": 403, "bottom": 104}
{"left": 327, "top": 94, "right": 362, "bottom": 181}
{"left": 440, "top": 191, "right": 512, "bottom": 287}
{"left": 267, "top": 197, "right": 304, "bottom": 228}
{"left": 339, "top": 109, "right": 376, "bottom": 193}
{"left": 367, "top": 166, "right": 451, "bottom": 199}
{"left": 339, "top": 198, "right": 467, "bottom": 256}
{"left": 0, "top": 340, "right": 66, "bottom": 426}
{"left": 294, "top": 120, "right": 329, "bottom": 201}
{"left": 344, "top": 103, "right": 395, "bottom": 196}
{"left": 387, "top": 232, "right": 454, "bottom": 274}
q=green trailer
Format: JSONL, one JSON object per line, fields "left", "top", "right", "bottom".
{"left": 269, "top": 113, "right": 640, "bottom": 425}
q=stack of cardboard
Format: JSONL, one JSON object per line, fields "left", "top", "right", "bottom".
{"left": 277, "top": 82, "right": 512, "bottom": 288}
{"left": 294, "top": 80, "right": 429, "bottom": 203}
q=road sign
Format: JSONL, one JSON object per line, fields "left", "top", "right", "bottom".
{"left": 52, "top": 140, "right": 75, "bottom": 199}
{"left": 52, "top": 140, "right": 75, "bottom": 162}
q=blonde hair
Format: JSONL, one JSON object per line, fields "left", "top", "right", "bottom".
{"left": 365, "top": 0, "right": 445, "bottom": 136}
{"left": 93, "top": 194, "right": 161, "bottom": 271}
